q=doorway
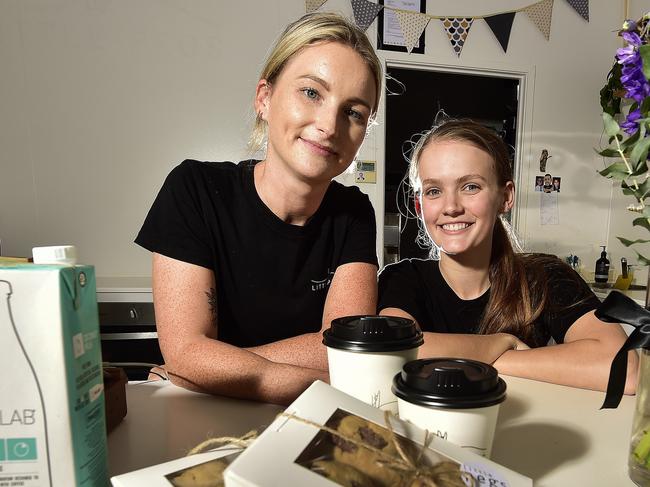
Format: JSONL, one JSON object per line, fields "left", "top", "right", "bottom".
{"left": 383, "top": 64, "right": 524, "bottom": 265}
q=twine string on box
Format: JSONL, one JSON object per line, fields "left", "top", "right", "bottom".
{"left": 183, "top": 410, "right": 475, "bottom": 486}
{"left": 279, "top": 411, "right": 475, "bottom": 487}
{"left": 186, "top": 430, "right": 258, "bottom": 456}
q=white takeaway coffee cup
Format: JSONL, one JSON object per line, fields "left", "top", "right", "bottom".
{"left": 393, "top": 358, "right": 507, "bottom": 458}
{"left": 323, "top": 315, "right": 423, "bottom": 413}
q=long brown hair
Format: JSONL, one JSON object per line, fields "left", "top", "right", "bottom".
{"left": 408, "top": 119, "right": 580, "bottom": 345}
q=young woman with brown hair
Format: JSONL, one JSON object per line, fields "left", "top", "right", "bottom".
{"left": 136, "top": 12, "right": 381, "bottom": 404}
{"left": 378, "top": 119, "right": 638, "bottom": 393}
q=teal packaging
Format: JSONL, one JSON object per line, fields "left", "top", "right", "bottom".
{"left": 0, "top": 264, "right": 108, "bottom": 486}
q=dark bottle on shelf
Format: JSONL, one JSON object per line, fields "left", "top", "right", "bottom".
{"left": 595, "top": 246, "right": 610, "bottom": 284}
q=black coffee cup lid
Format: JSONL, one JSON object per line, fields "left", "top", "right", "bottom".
{"left": 322, "top": 315, "right": 423, "bottom": 352}
{"left": 392, "top": 358, "right": 506, "bottom": 409}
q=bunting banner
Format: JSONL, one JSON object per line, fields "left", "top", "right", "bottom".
{"left": 565, "top": 0, "right": 588, "bottom": 21}
{"left": 305, "top": 0, "right": 327, "bottom": 13}
{"left": 484, "top": 12, "right": 516, "bottom": 53}
{"left": 351, "top": 0, "right": 384, "bottom": 32}
{"left": 394, "top": 10, "right": 430, "bottom": 53}
{"left": 523, "top": 0, "right": 554, "bottom": 40}
{"left": 440, "top": 18, "right": 474, "bottom": 57}
{"left": 314, "top": 0, "right": 590, "bottom": 55}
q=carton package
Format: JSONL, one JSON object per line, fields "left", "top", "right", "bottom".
{"left": 0, "top": 264, "right": 109, "bottom": 486}
{"left": 225, "top": 381, "right": 532, "bottom": 487}
{"left": 110, "top": 446, "right": 242, "bottom": 487}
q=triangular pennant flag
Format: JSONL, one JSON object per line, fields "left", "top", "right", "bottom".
{"left": 394, "top": 10, "right": 430, "bottom": 53}
{"left": 565, "top": 0, "right": 589, "bottom": 21}
{"left": 484, "top": 12, "right": 516, "bottom": 52}
{"left": 350, "top": 0, "right": 384, "bottom": 32}
{"left": 440, "top": 18, "right": 474, "bottom": 57}
{"left": 524, "top": 0, "right": 554, "bottom": 40}
{"left": 305, "top": 0, "right": 327, "bottom": 13}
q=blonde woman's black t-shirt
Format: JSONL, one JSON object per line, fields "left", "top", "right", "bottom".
{"left": 136, "top": 160, "right": 378, "bottom": 347}
{"left": 378, "top": 258, "right": 600, "bottom": 348}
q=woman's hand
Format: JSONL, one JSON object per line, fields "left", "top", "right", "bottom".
{"left": 487, "top": 333, "right": 527, "bottom": 362}
{"left": 493, "top": 310, "right": 637, "bottom": 394}
{"left": 512, "top": 336, "right": 530, "bottom": 351}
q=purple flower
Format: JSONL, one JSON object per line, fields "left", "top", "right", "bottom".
{"left": 622, "top": 31, "right": 643, "bottom": 46}
{"left": 621, "top": 108, "right": 642, "bottom": 134}
{"left": 615, "top": 27, "right": 650, "bottom": 110}
{"left": 622, "top": 19, "right": 639, "bottom": 32}
{"left": 616, "top": 44, "right": 638, "bottom": 64}
{"left": 621, "top": 64, "right": 650, "bottom": 103}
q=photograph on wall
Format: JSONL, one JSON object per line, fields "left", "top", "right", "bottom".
{"left": 534, "top": 174, "right": 560, "bottom": 193}
{"left": 377, "top": 0, "right": 427, "bottom": 54}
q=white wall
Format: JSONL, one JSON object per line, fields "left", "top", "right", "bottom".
{"left": 1, "top": 0, "right": 647, "bottom": 282}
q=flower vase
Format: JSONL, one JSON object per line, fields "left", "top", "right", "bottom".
{"left": 628, "top": 272, "right": 650, "bottom": 485}
{"left": 629, "top": 348, "right": 650, "bottom": 485}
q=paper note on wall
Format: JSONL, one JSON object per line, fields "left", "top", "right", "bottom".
{"left": 540, "top": 191, "right": 559, "bottom": 225}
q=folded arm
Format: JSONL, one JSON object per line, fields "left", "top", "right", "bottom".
{"left": 380, "top": 307, "right": 637, "bottom": 394}
{"left": 153, "top": 253, "right": 328, "bottom": 405}
{"left": 248, "top": 262, "right": 378, "bottom": 370}
{"left": 493, "top": 310, "right": 638, "bottom": 394}
{"left": 380, "top": 307, "right": 524, "bottom": 364}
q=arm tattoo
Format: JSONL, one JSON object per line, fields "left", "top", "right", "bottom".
{"left": 205, "top": 287, "right": 217, "bottom": 327}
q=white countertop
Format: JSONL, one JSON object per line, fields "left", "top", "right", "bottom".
{"left": 107, "top": 377, "right": 637, "bottom": 486}
{"left": 590, "top": 285, "right": 647, "bottom": 306}
{"left": 96, "top": 277, "right": 152, "bottom": 293}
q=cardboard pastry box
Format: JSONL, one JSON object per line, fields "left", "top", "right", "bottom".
{"left": 111, "top": 446, "right": 242, "bottom": 487}
{"left": 224, "top": 381, "right": 532, "bottom": 487}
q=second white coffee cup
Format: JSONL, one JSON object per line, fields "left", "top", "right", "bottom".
{"left": 323, "top": 315, "right": 423, "bottom": 413}
{"left": 393, "top": 358, "right": 507, "bottom": 458}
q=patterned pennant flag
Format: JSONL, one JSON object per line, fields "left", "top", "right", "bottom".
{"left": 524, "top": 0, "right": 554, "bottom": 40}
{"left": 394, "top": 10, "right": 430, "bottom": 53}
{"left": 350, "top": 0, "right": 384, "bottom": 32}
{"left": 484, "top": 12, "right": 516, "bottom": 53}
{"left": 440, "top": 18, "right": 474, "bottom": 57}
{"left": 565, "top": 0, "right": 588, "bottom": 21}
{"left": 305, "top": 0, "right": 327, "bottom": 13}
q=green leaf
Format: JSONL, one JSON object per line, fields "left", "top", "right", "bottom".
{"left": 630, "top": 137, "right": 650, "bottom": 165}
{"left": 608, "top": 134, "right": 624, "bottom": 144}
{"left": 641, "top": 96, "right": 650, "bottom": 115}
{"left": 617, "top": 237, "right": 650, "bottom": 247}
{"left": 599, "top": 161, "right": 630, "bottom": 179}
{"left": 640, "top": 45, "right": 650, "bottom": 81}
{"left": 603, "top": 112, "right": 621, "bottom": 137}
{"left": 600, "top": 61, "right": 623, "bottom": 116}
{"left": 596, "top": 147, "right": 620, "bottom": 158}
{"left": 620, "top": 129, "right": 642, "bottom": 150}
{"left": 623, "top": 179, "right": 650, "bottom": 198}
{"left": 632, "top": 162, "right": 649, "bottom": 177}
{"left": 633, "top": 217, "right": 650, "bottom": 232}
{"left": 634, "top": 250, "right": 650, "bottom": 266}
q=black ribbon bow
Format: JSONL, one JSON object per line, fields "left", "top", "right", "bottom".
{"left": 595, "top": 291, "right": 650, "bottom": 409}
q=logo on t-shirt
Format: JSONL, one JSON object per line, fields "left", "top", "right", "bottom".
{"left": 311, "top": 269, "right": 334, "bottom": 291}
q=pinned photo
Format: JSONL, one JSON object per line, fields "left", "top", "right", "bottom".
{"left": 534, "top": 174, "right": 560, "bottom": 193}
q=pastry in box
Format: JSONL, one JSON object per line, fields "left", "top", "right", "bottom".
{"left": 224, "top": 380, "right": 531, "bottom": 487}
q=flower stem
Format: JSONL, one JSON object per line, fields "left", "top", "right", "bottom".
{"left": 615, "top": 136, "right": 634, "bottom": 174}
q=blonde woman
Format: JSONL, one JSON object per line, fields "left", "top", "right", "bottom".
{"left": 136, "top": 13, "right": 381, "bottom": 404}
{"left": 379, "top": 119, "right": 638, "bottom": 393}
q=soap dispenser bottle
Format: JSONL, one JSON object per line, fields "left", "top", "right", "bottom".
{"left": 595, "top": 246, "right": 610, "bottom": 284}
